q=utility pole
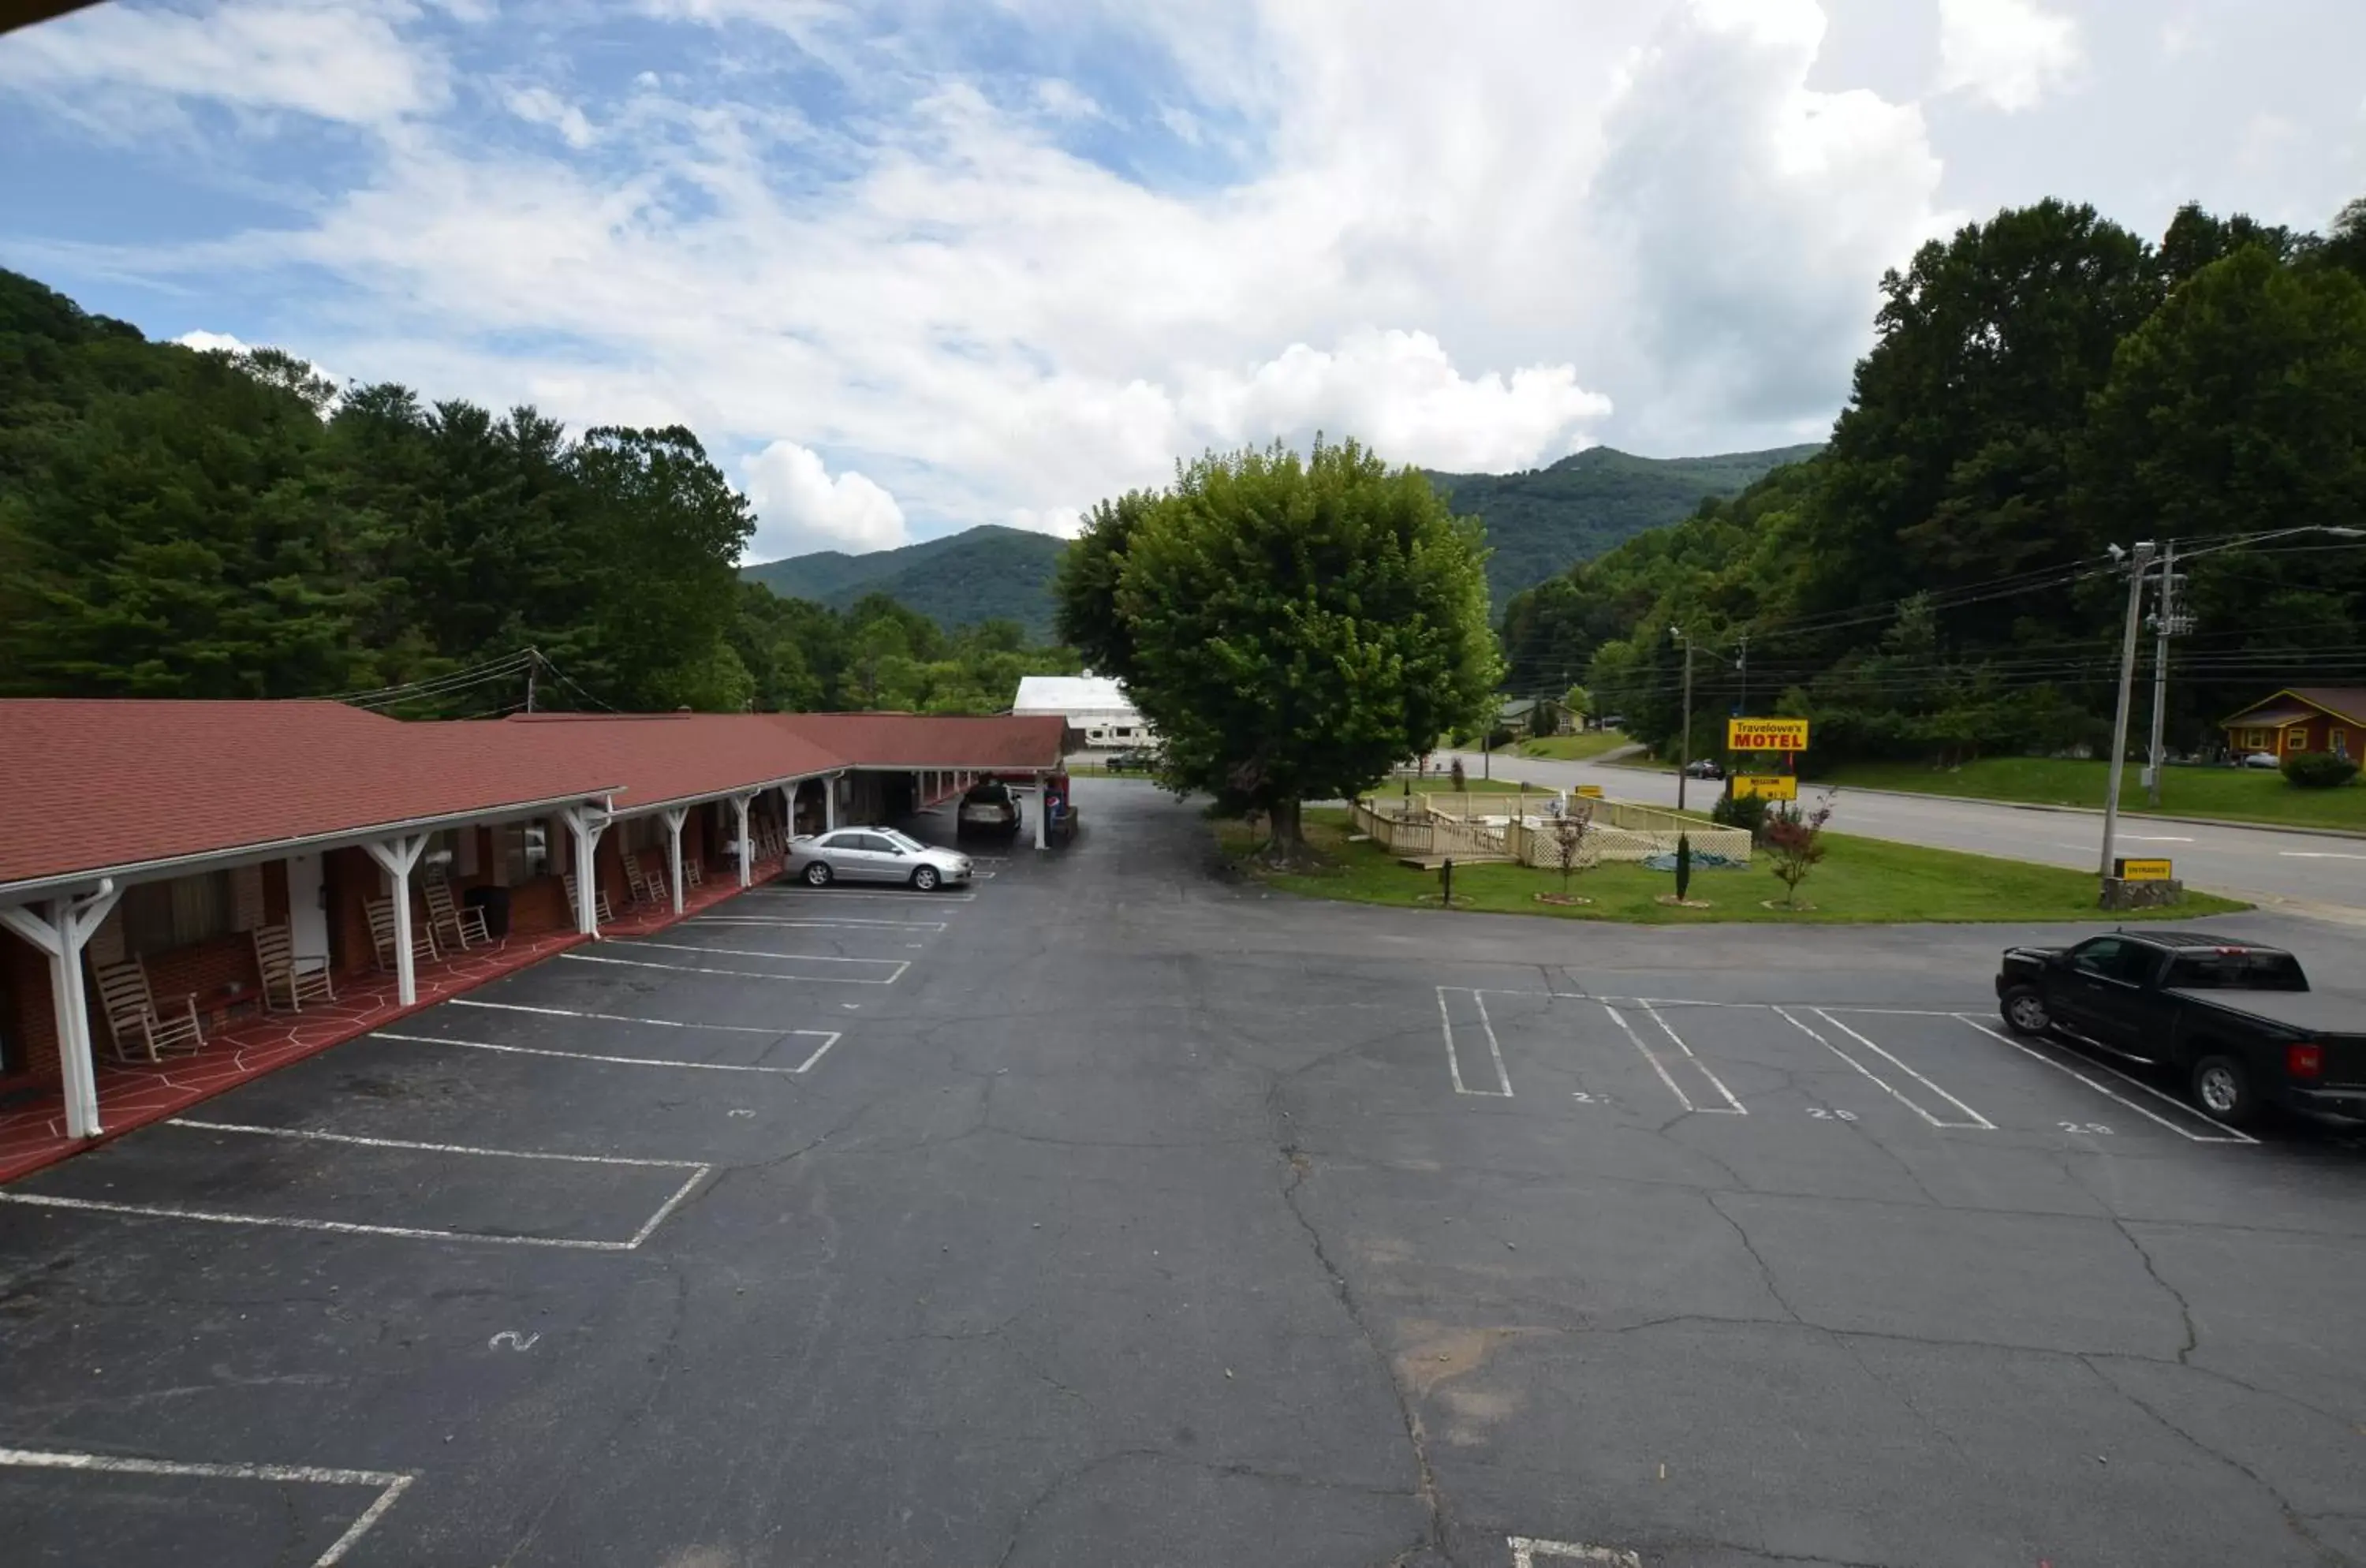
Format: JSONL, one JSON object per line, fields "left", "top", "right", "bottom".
{"left": 1735, "top": 634, "right": 1748, "bottom": 718}
{"left": 2099, "top": 541, "right": 2156, "bottom": 880}
{"left": 2144, "top": 542, "right": 2181, "bottom": 808}
{"left": 524, "top": 648, "right": 539, "bottom": 715}
{"left": 1673, "top": 626, "right": 1695, "bottom": 813}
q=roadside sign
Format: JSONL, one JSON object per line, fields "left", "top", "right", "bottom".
{"left": 2114, "top": 857, "right": 2174, "bottom": 882}
{"left": 1731, "top": 775, "right": 1798, "bottom": 801}
{"left": 1573, "top": 784, "right": 1603, "bottom": 799}
{"left": 1728, "top": 718, "right": 1809, "bottom": 752}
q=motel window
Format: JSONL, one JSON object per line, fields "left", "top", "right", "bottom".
{"left": 2287, "top": 731, "right": 2308, "bottom": 751}
{"left": 496, "top": 819, "right": 554, "bottom": 887}
{"left": 120, "top": 872, "right": 235, "bottom": 958}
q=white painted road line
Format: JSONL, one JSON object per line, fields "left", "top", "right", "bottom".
{"left": 1436, "top": 987, "right": 1514, "bottom": 1097}
{"left": 752, "top": 888, "right": 976, "bottom": 902}
{"left": 1610, "top": 996, "right": 1989, "bottom": 1019}
{"left": 449, "top": 999, "right": 789, "bottom": 1032}
{"left": 0, "top": 1121, "right": 714, "bottom": 1250}
{"left": 1953, "top": 1015, "right": 2258, "bottom": 1144}
{"left": 2281, "top": 851, "right": 2366, "bottom": 861}
{"left": 689, "top": 916, "right": 948, "bottom": 931}
{"left": 377, "top": 1029, "right": 842, "bottom": 1075}
{"left": 168, "top": 1118, "right": 707, "bottom": 1169}
{"left": 1799, "top": 1008, "right": 1995, "bottom": 1129}
{"left": 607, "top": 938, "right": 904, "bottom": 968}
{"left": 0, "top": 1447, "right": 415, "bottom": 1568}
{"left": 562, "top": 952, "right": 907, "bottom": 984}
{"left": 1637, "top": 1002, "right": 1747, "bottom": 1114}
{"left": 1507, "top": 1537, "right": 1643, "bottom": 1567}
{"left": 1599, "top": 1002, "right": 1707, "bottom": 1114}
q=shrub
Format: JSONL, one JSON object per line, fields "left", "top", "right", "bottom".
{"left": 1711, "top": 790, "right": 1770, "bottom": 840}
{"left": 2282, "top": 752, "right": 2360, "bottom": 790}
{"left": 1763, "top": 797, "right": 1835, "bottom": 909}
{"left": 1674, "top": 833, "right": 1693, "bottom": 902}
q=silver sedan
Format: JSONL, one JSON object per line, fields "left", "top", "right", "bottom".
{"left": 786, "top": 827, "right": 973, "bottom": 890}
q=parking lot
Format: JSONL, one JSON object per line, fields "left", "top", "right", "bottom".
{"left": 4, "top": 780, "right": 2365, "bottom": 1566}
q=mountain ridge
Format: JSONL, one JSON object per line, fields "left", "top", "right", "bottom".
{"left": 738, "top": 443, "right": 1826, "bottom": 634}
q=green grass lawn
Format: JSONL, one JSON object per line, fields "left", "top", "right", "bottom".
{"left": 1513, "top": 731, "right": 1633, "bottom": 761}
{"left": 1215, "top": 808, "right": 2249, "bottom": 926}
{"left": 1812, "top": 756, "right": 2366, "bottom": 832}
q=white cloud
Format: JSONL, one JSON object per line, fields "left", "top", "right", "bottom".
{"left": 1031, "top": 78, "right": 1104, "bottom": 121}
{"left": 1936, "top": 0, "right": 2081, "bottom": 113}
{"left": 505, "top": 85, "right": 595, "bottom": 148}
{"left": 1181, "top": 330, "right": 1609, "bottom": 472}
{"left": 0, "top": 1, "right": 445, "bottom": 127}
{"left": 741, "top": 441, "right": 909, "bottom": 558}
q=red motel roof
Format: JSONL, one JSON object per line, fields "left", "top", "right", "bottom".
{"left": 0, "top": 701, "right": 1074, "bottom": 897}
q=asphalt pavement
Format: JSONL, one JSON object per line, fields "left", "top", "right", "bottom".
{"left": 1442, "top": 749, "right": 2366, "bottom": 922}
{"left": 2, "top": 780, "right": 2363, "bottom": 1566}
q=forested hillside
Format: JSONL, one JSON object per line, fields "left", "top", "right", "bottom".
{"left": 742, "top": 525, "right": 1067, "bottom": 637}
{"left": 1430, "top": 443, "right": 1821, "bottom": 608}
{"left": 0, "top": 268, "right": 1070, "bottom": 715}
{"left": 1504, "top": 198, "right": 2366, "bottom": 767}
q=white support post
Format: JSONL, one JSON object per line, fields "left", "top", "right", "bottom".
{"left": 733, "top": 793, "right": 755, "bottom": 888}
{"left": 2, "top": 879, "right": 122, "bottom": 1140}
{"left": 361, "top": 833, "right": 428, "bottom": 1006}
{"left": 824, "top": 775, "right": 839, "bottom": 832}
{"left": 562, "top": 805, "right": 610, "bottom": 936}
{"left": 778, "top": 782, "right": 797, "bottom": 846}
{"left": 663, "top": 806, "right": 689, "bottom": 915}
{"left": 1034, "top": 771, "right": 1048, "bottom": 849}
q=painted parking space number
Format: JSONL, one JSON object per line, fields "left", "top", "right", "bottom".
{"left": 1807, "top": 1107, "right": 1858, "bottom": 1122}
{"left": 488, "top": 1331, "right": 541, "bottom": 1352}
{"left": 2058, "top": 1121, "right": 2114, "bottom": 1135}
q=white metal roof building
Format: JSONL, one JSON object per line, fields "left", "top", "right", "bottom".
{"left": 1011, "top": 675, "right": 1155, "bottom": 748}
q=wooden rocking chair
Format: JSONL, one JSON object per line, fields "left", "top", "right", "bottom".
{"left": 252, "top": 922, "right": 335, "bottom": 1011}
{"left": 422, "top": 872, "right": 491, "bottom": 951}
{"left": 91, "top": 958, "right": 205, "bottom": 1062}
{"left": 623, "top": 853, "right": 665, "bottom": 907}
{"left": 366, "top": 895, "right": 439, "bottom": 971}
{"left": 563, "top": 871, "right": 613, "bottom": 928}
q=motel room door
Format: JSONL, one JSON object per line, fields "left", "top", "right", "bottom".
{"left": 286, "top": 850, "right": 331, "bottom": 966}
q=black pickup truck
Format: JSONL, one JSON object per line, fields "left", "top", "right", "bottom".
{"left": 1995, "top": 931, "right": 2366, "bottom": 1127}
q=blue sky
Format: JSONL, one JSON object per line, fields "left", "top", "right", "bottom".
{"left": 4, "top": 0, "right": 2362, "bottom": 562}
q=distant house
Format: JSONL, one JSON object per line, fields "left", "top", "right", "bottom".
{"left": 2219, "top": 688, "right": 2366, "bottom": 762}
{"left": 1013, "top": 674, "right": 1153, "bottom": 749}
{"left": 1498, "top": 697, "right": 1571, "bottom": 739}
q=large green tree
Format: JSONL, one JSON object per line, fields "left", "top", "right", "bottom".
{"left": 1059, "top": 439, "right": 1500, "bottom": 861}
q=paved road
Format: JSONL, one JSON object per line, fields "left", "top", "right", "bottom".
{"left": 2, "top": 780, "right": 2363, "bottom": 1566}
{"left": 1442, "top": 749, "right": 2366, "bottom": 920}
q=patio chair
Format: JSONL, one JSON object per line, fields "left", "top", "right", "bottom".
{"left": 421, "top": 871, "right": 491, "bottom": 951}
{"left": 681, "top": 857, "right": 704, "bottom": 889}
{"left": 366, "top": 895, "right": 439, "bottom": 971}
{"left": 563, "top": 871, "right": 613, "bottom": 928}
{"left": 252, "top": 922, "right": 335, "bottom": 1012}
{"left": 91, "top": 958, "right": 205, "bottom": 1062}
{"left": 623, "top": 853, "right": 665, "bottom": 906}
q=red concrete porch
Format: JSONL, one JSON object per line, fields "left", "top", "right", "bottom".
{"left": 0, "top": 855, "right": 785, "bottom": 1185}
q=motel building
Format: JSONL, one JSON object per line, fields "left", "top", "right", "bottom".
{"left": 0, "top": 700, "right": 1068, "bottom": 1182}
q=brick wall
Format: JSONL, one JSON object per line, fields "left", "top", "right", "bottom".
{"left": 2, "top": 927, "right": 57, "bottom": 1085}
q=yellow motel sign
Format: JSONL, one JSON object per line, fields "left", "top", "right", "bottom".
{"left": 1731, "top": 775, "right": 1798, "bottom": 801}
{"left": 2114, "top": 857, "right": 2174, "bottom": 882}
{"left": 1728, "top": 717, "right": 1810, "bottom": 752}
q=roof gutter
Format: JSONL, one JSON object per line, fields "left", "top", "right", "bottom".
{"left": 601, "top": 770, "right": 839, "bottom": 819}
{"left": 0, "top": 786, "right": 621, "bottom": 908}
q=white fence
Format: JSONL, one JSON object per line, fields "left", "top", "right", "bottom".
{"left": 1355, "top": 793, "right": 1750, "bottom": 867}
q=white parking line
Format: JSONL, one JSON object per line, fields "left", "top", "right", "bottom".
{"left": 606, "top": 938, "right": 904, "bottom": 968}
{"left": 1790, "top": 1008, "right": 1995, "bottom": 1129}
{"left": 377, "top": 1029, "right": 842, "bottom": 1075}
{"left": 1637, "top": 1002, "right": 1747, "bottom": 1114}
{"left": 562, "top": 952, "right": 907, "bottom": 984}
{"left": 0, "top": 1122, "right": 714, "bottom": 1249}
{"left": 1507, "top": 1537, "right": 1642, "bottom": 1567}
{"left": 1436, "top": 987, "right": 1514, "bottom": 1096}
{"left": 752, "top": 888, "right": 976, "bottom": 902}
{"left": 689, "top": 916, "right": 948, "bottom": 931}
{"left": 449, "top": 999, "right": 786, "bottom": 1032}
{"left": 1953, "top": 1016, "right": 2259, "bottom": 1144}
{"left": 0, "top": 1447, "right": 415, "bottom": 1568}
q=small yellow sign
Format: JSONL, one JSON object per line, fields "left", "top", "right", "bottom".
{"left": 1573, "top": 783, "right": 1604, "bottom": 799}
{"left": 1728, "top": 717, "right": 1810, "bottom": 752}
{"left": 2115, "top": 857, "right": 2174, "bottom": 882}
{"left": 1731, "top": 775, "right": 1798, "bottom": 801}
